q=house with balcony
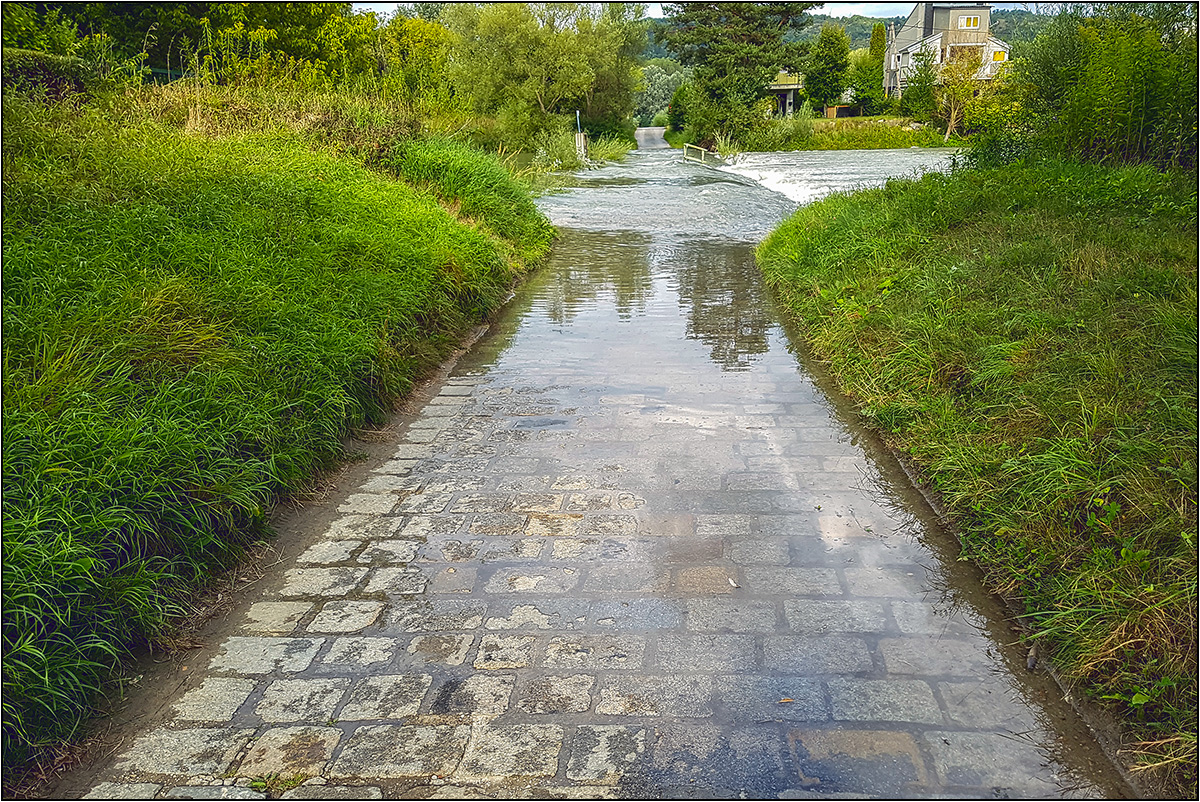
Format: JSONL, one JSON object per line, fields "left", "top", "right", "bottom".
{"left": 884, "top": 3, "right": 1010, "bottom": 97}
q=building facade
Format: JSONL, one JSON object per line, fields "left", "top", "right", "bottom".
{"left": 884, "top": 3, "right": 1010, "bottom": 97}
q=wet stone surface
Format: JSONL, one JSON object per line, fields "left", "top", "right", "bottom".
{"left": 75, "top": 149, "right": 1129, "bottom": 798}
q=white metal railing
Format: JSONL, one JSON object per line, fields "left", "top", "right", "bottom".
{"left": 683, "top": 143, "right": 718, "bottom": 165}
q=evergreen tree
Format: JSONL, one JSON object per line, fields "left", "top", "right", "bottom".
{"left": 662, "top": 2, "right": 817, "bottom": 140}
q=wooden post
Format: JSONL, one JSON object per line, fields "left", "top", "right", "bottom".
{"left": 575, "top": 132, "right": 587, "bottom": 161}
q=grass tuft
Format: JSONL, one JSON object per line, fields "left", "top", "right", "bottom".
{"left": 758, "top": 157, "right": 1198, "bottom": 793}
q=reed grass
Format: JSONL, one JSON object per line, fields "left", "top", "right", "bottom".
{"left": 758, "top": 158, "right": 1198, "bottom": 794}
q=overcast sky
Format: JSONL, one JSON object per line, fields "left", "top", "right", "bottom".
{"left": 352, "top": 3, "right": 1036, "bottom": 20}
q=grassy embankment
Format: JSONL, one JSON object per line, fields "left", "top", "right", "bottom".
{"left": 758, "top": 160, "right": 1197, "bottom": 792}
{"left": 806, "top": 115, "right": 956, "bottom": 150}
{"left": 0, "top": 84, "right": 554, "bottom": 775}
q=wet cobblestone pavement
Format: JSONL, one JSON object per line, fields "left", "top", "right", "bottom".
{"left": 76, "top": 150, "right": 1131, "bottom": 799}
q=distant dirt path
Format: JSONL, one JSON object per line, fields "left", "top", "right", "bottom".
{"left": 634, "top": 126, "right": 670, "bottom": 149}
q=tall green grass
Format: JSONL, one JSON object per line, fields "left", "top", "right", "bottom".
{"left": 758, "top": 159, "right": 1197, "bottom": 792}
{"left": 1, "top": 90, "right": 551, "bottom": 771}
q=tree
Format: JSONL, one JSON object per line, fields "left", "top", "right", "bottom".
{"left": 901, "top": 48, "right": 937, "bottom": 120}
{"left": 803, "top": 23, "right": 850, "bottom": 109}
{"left": 379, "top": 14, "right": 453, "bottom": 106}
{"left": 937, "top": 48, "right": 981, "bottom": 141}
{"left": 442, "top": 3, "right": 645, "bottom": 145}
{"left": 635, "top": 59, "right": 691, "bottom": 122}
{"left": 662, "top": 2, "right": 817, "bottom": 140}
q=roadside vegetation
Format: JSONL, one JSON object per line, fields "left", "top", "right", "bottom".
{"left": 0, "top": 0, "right": 650, "bottom": 786}
{"left": 758, "top": 4, "right": 1197, "bottom": 794}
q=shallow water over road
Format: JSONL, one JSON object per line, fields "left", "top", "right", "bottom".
{"left": 76, "top": 148, "right": 1131, "bottom": 800}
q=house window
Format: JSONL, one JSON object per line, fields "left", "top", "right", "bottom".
{"left": 993, "top": 50, "right": 1007, "bottom": 61}
{"left": 959, "top": 15, "right": 980, "bottom": 29}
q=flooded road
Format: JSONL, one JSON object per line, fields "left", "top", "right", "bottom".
{"left": 76, "top": 147, "right": 1132, "bottom": 799}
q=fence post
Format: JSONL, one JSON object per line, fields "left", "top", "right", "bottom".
{"left": 575, "top": 132, "right": 587, "bottom": 161}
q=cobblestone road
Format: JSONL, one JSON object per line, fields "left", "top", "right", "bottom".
{"left": 76, "top": 155, "right": 1130, "bottom": 799}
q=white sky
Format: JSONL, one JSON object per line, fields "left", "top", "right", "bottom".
{"left": 352, "top": 3, "right": 1034, "bottom": 22}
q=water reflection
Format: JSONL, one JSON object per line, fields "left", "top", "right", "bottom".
{"left": 670, "top": 240, "right": 775, "bottom": 372}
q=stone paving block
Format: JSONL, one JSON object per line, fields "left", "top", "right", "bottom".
{"left": 173, "top": 678, "right": 256, "bottom": 722}
{"left": 491, "top": 457, "right": 542, "bottom": 473}
{"left": 764, "top": 636, "right": 874, "bottom": 674}
{"left": 583, "top": 564, "right": 669, "bottom": 593}
{"left": 395, "top": 492, "right": 454, "bottom": 514}
{"left": 544, "top": 635, "right": 645, "bottom": 670}
{"left": 923, "top": 730, "right": 1055, "bottom": 791}
{"left": 727, "top": 538, "right": 791, "bottom": 565}
{"left": 741, "top": 567, "right": 842, "bottom": 596}
{"left": 511, "top": 493, "right": 564, "bottom": 513}
{"left": 661, "top": 536, "right": 723, "bottom": 562}
{"left": 596, "top": 676, "right": 713, "bottom": 717}
{"left": 782, "top": 600, "right": 888, "bottom": 634}
{"left": 879, "top": 637, "right": 994, "bottom": 678}
{"left": 391, "top": 600, "right": 486, "bottom": 632}
{"left": 725, "top": 472, "right": 799, "bottom": 491}
{"left": 656, "top": 634, "right": 757, "bottom": 672}
{"left": 307, "top": 601, "right": 385, "bottom": 634}
{"left": 363, "top": 567, "right": 428, "bottom": 595}
{"left": 429, "top": 566, "right": 477, "bottom": 594}
{"left": 890, "top": 601, "right": 982, "bottom": 636}
{"left": 280, "top": 786, "right": 383, "bottom": 800}
{"left": 438, "top": 385, "right": 475, "bottom": 396}
{"left": 580, "top": 515, "right": 637, "bottom": 536}
{"left": 644, "top": 723, "right": 726, "bottom": 780}
{"left": 337, "top": 494, "right": 399, "bottom": 515}
{"left": 428, "top": 675, "right": 514, "bottom": 716}
{"left": 787, "top": 728, "right": 929, "bottom": 795}
{"left": 450, "top": 494, "right": 512, "bottom": 514}
{"left": 566, "top": 492, "right": 612, "bottom": 511}
{"left": 474, "top": 634, "right": 536, "bottom": 669}
{"left": 636, "top": 514, "right": 697, "bottom": 537}
{"left": 322, "top": 515, "right": 403, "bottom": 540}
{"left": 455, "top": 724, "right": 564, "bottom": 781}
{"left": 112, "top": 728, "right": 255, "bottom": 776}
{"left": 356, "top": 540, "right": 420, "bottom": 565}
{"left": 483, "top": 568, "right": 579, "bottom": 594}
{"left": 714, "top": 675, "right": 827, "bottom": 722}
{"left": 409, "top": 634, "right": 474, "bottom": 666}
{"left": 278, "top": 568, "right": 368, "bottom": 599}
{"left": 372, "top": 458, "right": 416, "bottom": 475}
{"left": 590, "top": 593, "right": 686, "bottom": 629}
{"left": 479, "top": 538, "right": 545, "bottom": 562}
{"left": 359, "top": 474, "right": 419, "bottom": 493}
{"left": 828, "top": 679, "right": 943, "bottom": 724}
{"left": 297, "top": 541, "right": 360, "bottom": 564}
{"left": 685, "top": 599, "right": 779, "bottom": 632}
{"left": 424, "top": 477, "right": 488, "bottom": 493}
{"left": 566, "top": 726, "right": 645, "bottom": 784}
{"left": 844, "top": 565, "right": 929, "bottom": 597}
{"left": 518, "top": 674, "right": 595, "bottom": 713}
{"left": 615, "top": 492, "right": 645, "bottom": 510}
{"left": 401, "top": 516, "right": 463, "bottom": 538}
{"left": 392, "top": 444, "right": 435, "bottom": 458}
{"left": 433, "top": 539, "right": 481, "bottom": 562}
{"left": 938, "top": 681, "right": 1036, "bottom": 730}
{"left": 210, "top": 638, "right": 324, "bottom": 675}
{"left": 256, "top": 678, "right": 350, "bottom": 723}
{"left": 339, "top": 674, "right": 433, "bottom": 720}
{"left": 524, "top": 513, "right": 583, "bottom": 537}
{"left": 674, "top": 565, "right": 740, "bottom": 594}
{"left": 469, "top": 513, "right": 528, "bottom": 535}
{"left": 330, "top": 725, "right": 470, "bottom": 779}
{"left": 241, "top": 602, "right": 313, "bottom": 635}
{"left": 238, "top": 726, "right": 341, "bottom": 777}
{"left": 404, "top": 428, "right": 438, "bottom": 443}
{"left": 162, "top": 788, "right": 265, "bottom": 799}
{"left": 485, "top": 600, "right": 590, "bottom": 631}
{"left": 320, "top": 637, "right": 397, "bottom": 669}
{"left": 551, "top": 476, "right": 591, "bottom": 490}
{"left": 82, "top": 783, "right": 162, "bottom": 799}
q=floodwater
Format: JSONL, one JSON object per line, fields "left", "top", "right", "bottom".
{"left": 451, "top": 145, "right": 1132, "bottom": 797}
